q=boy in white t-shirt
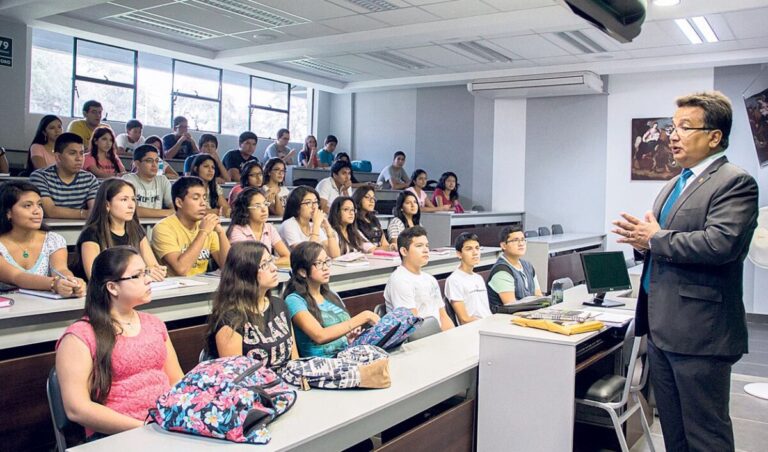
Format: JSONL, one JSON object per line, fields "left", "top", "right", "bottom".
{"left": 384, "top": 226, "right": 455, "bottom": 331}
{"left": 445, "top": 232, "right": 491, "bottom": 324}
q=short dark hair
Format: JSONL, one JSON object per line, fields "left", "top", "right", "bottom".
{"left": 276, "top": 128, "right": 289, "bottom": 139}
{"left": 675, "top": 91, "right": 733, "bottom": 150}
{"left": 145, "top": 135, "right": 162, "bottom": 147}
{"left": 239, "top": 131, "right": 258, "bottom": 145}
{"left": 126, "top": 119, "right": 142, "bottom": 131}
{"left": 199, "top": 133, "right": 218, "bottom": 149}
{"left": 171, "top": 176, "right": 206, "bottom": 210}
{"left": 397, "top": 225, "right": 428, "bottom": 257}
{"left": 330, "top": 159, "right": 352, "bottom": 176}
{"left": 172, "top": 116, "right": 187, "bottom": 128}
{"left": 82, "top": 100, "right": 102, "bottom": 114}
{"left": 393, "top": 151, "right": 406, "bottom": 160}
{"left": 499, "top": 225, "right": 523, "bottom": 244}
{"left": 133, "top": 144, "right": 158, "bottom": 162}
{"left": 324, "top": 135, "right": 338, "bottom": 145}
{"left": 454, "top": 232, "right": 480, "bottom": 252}
{"left": 54, "top": 132, "right": 83, "bottom": 153}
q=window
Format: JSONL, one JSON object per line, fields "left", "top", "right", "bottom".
{"left": 137, "top": 53, "right": 173, "bottom": 128}
{"left": 249, "top": 76, "right": 289, "bottom": 140}
{"left": 29, "top": 29, "right": 73, "bottom": 116}
{"left": 290, "top": 85, "right": 312, "bottom": 139}
{"left": 172, "top": 60, "right": 221, "bottom": 133}
{"left": 221, "top": 70, "right": 250, "bottom": 137}
{"left": 73, "top": 39, "right": 137, "bottom": 122}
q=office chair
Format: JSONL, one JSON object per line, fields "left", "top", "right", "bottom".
{"left": 550, "top": 277, "right": 574, "bottom": 292}
{"left": 537, "top": 226, "right": 551, "bottom": 236}
{"left": 407, "top": 317, "right": 441, "bottom": 342}
{"left": 471, "top": 205, "right": 486, "bottom": 212}
{"left": 443, "top": 296, "right": 459, "bottom": 326}
{"left": 47, "top": 367, "right": 83, "bottom": 452}
{"left": 524, "top": 230, "right": 538, "bottom": 238}
{"left": 551, "top": 224, "right": 564, "bottom": 235}
{"left": 575, "top": 320, "right": 654, "bottom": 452}
{"left": 374, "top": 303, "right": 387, "bottom": 318}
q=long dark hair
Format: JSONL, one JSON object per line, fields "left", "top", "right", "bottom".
{"left": 436, "top": 171, "right": 460, "bottom": 202}
{"left": 27, "top": 115, "right": 62, "bottom": 171}
{"left": 329, "top": 196, "right": 364, "bottom": 254}
{"left": 190, "top": 154, "right": 221, "bottom": 209}
{"left": 205, "top": 241, "right": 270, "bottom": 356}
{"left": 283, "top": 242, "right": 345, "bottom": 323}
{"left": 227, "top": 187, "right": 265, "bottom": 239}
{"left": 82, "top": 179, "right": 144, "bottom": 250}
{"left": 83, "top": 246, "right": 140, "bottom": 403}
{"left": 393, "top": 191, "right": 421, "bottom": 226}
{"left": 352, "top": 187, "right": 377, "bottom": 223}
{"left": 263, "top": 158, "right": 285, "bottom": 186}
{"left": 89, "top": 126, "right": 122, "bottom": 171}
{"left": 239, "top": 160, "right": 262, "bottom": 189}
{"left": 282, "top": 186, "right": 320, "bottom": 222}
{"left": 0, "top": 181, "right": 48, "bottom": 235}
{"left": 409, "top": 169, "right": 427, "bottom": 188}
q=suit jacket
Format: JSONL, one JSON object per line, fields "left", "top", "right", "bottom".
{"left": 635, "top": 156, "right": 758, "bottom": 356}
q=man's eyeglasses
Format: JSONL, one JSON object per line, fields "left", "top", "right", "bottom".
{"left": 301, "top": 200, "right": 320, "bottom": 207}
{"left": 505, "top": 238, "right": 527, "bottom": 244}
{"left": 258, "top": 257, "right": 276, "bottom": 271}
{"left": 248, "top": 202, "right": 272, "bottom": 210}
{"left": 112, "top": 268, "right": 152, "bottom": 282}
{"left": 313, "top": 259, "right": 332, "bottom": 270}
{"left": 668, "top": 125, "right": 715, "bottom": 137}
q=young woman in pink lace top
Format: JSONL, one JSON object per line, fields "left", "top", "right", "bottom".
{"left": 55, "top": 246, "right": 183, "bottom": 439}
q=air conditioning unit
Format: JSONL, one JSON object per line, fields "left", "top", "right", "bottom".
{"left": 467, "top": 71, "right": 604, "bottom": 99}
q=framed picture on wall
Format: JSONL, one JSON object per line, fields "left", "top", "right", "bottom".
{"left": 630, "top": 117, "right": 681, "bottom": 181}
{"left": 744, "top": 87, "right": 768, "bottom": 167}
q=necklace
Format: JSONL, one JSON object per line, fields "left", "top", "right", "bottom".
{"left": 114, "top": 311, "right": 137, "bottom": 327}
{"left": 6, "top": 237, "right": 31, "bottom": 259}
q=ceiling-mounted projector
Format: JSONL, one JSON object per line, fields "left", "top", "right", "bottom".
{"left": 562, "top": 0, "right": 647, "bottom": 43}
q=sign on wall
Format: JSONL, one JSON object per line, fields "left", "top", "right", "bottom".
{"left": 0, "top": 36, "right": 12, "bottom": 67}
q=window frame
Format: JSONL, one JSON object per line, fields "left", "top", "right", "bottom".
{"left": 249, "top": 75, "right": 291, "bottom": 140}
{"left": 71, "top": 38, "right": 138, "bottom": 120}
{"left": 171, "top": 59, "right": 223, "bottom": 133}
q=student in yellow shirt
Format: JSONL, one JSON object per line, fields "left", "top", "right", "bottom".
{"left": 67, "top": 100, "right": 109, "bottom": 144}
{"left": 150, "top": 176, "right": 231, "bottom": 276}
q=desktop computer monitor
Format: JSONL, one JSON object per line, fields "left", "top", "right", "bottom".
{"left": 580, "top": 251, "right": 631, "bottom": 307}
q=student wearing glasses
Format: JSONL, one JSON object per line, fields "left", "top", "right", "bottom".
{"left": 486, "top": 225, "right": 542, "bottom": 311}
{"left": 227, "top": 187, "right": 290, "bottom": 266}
{"left": 263, "top": 128, "right": 296, "bottom": 165}
{"left": 328, "top": 196, "right": 375, "bottom": 255}
{"left": 227, "top": 160, "right": 263, "bottom": 207}
{"left": 279, "top": 186, "right": 340, "bottom": 258}
{"left": 262, "top": 158, "right": 290, "bottom": 218}
{"left": 55, "top": 247, "right": 184, "bottom": 440}
{"left": 122, "top": 145, "right": 174, "bottom": 218}
{"left": 353, "top": 188, "right": 395, "bottom": 251}
{"left": 283, "top": 242, "right": 379, "bottom": 358}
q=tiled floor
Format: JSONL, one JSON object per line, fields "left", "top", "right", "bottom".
{"left": 631, "top": 321, "right": 768, "bottom": 452}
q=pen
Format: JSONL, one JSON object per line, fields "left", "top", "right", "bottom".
{"left": 51, "top": 269, "right": 75, "bottom": 283}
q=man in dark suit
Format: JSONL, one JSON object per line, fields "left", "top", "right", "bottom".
{"left": 613, "top": 91, "right": 758, "bottom": 452}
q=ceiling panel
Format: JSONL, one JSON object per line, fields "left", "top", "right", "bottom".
{"left": 702, "top": 14, "right": 735, "bottom": 42}
{"left": 320, "top": 14, "right": 389, "bottom": 33}
{"left": 419, "top": 0, "right": 498, "bottom": 19}
{"left": 450, "top": 59, "right": 535, "bottom": 71}
{"left": 398, "top": 44, "right": 480, "bottom": 66}
{"left": 326, "top": 0, "right": 412, "bottom": 14}
{"left": 365, "top": 7, "right": 440, "bottom": 26}
{"left": 490, "top": 34, "right": 570, "bottom": 58}
{"left": 615, "top": 21, "right": 679, "bottom": 50}
{"left": 403, "top": 0, "right": 461, "bottom": 6}
{"left": 278, "top": 22, "right": 342, "bottom": 39}
{"left": 723, "top": 7, "right": 768, "bottom": 39}
{"left": 251, "top": 0, "right": 357, "bottom": 21}
{"left": 111, "top": 0, "right": 178, "bottom": 10}
{"left": 196, "top": 35, "right": 251, "bottom": 51}
{"left": 325, "top": 54, "right": 413, "bottom": 75}
{"left": 63, "top": 3, "right": 131, "bottom": 21}
{"left": 134, "top": 3, "right": 264, "bottom": 34}
{"left": 529, "top": 54, "right": 584, "bottom": 66}
{"left": 479, "top": 0, "right": 559, "bottom": 12}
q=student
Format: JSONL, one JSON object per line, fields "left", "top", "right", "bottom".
{"left": 144, "top": 135, "right": 179, "bottom": 180}
{"left": 445, "top": 232, "right": 491, "bottom": 324}
{"left": 283, "top": 242, "right": 379, "bottom": 357}
{"left": 387, "top": 190, "right": 421, "bottom": 243}
{"left": 263, "top": 128, "right": 296, "bottom": 164}
{"left": 84, "top": 126, "right": 126, "bottom": 178}
{"left": 262, "top": 158, "right": 290, "bottom": 218}
{"left": 433, "top": 171, "right": 464, "bottom": 213}
{"left": 407, "top": 169, "right": 447, "bottom": 212}
{"left": 67, "top": 100, "right": 107, "bottom": 144}
{"left": 223, "top": 132, "right": 259, "bottom": 181}
{"left": 353, "top": 188, "right": 394, "bottom": 251}
{"left": 376, "top": 151, "right": 410, "bottom": 190}
{"left": 298, "top": 135, "right": 319, "bottom": 168}
{"left": 162, "top": 116, "right": 198, "bottom": 160}
{"left": 77, "top": 179, "right": 166, "bottom": 281}
{"left": 280, "top": 186, "right": 340, "bottom": 258}
{"left": 384, "top": 226, "right": 454, "bottom": 331}
{"left": 316, "top": 160, "right": 354, "bottom": 214}
{"left": 55, "top": 247, "right": 184, "bottom": 439}
{"left": 228, "top": 160, "right": 263, "bottom": 207}
{"left": 227, "top": 187, "right": 290, "bottom": 266}
{"left": 122, "top": 145, "right": 174, "bottom": 218}
{"left": 334, "top": 152, "right": 372, "bottom": 189}
{"left": 0, "top": 181, "right": 85, "bottom": 297}
{"left": 115, "top": 119, "right": 145, "bottom": 155}
{"left": 189, "top": 154, "right": 230, "bottom": 217}
{"left": 486, "top": 225, "right": 542, "bottom": 310}
{"left": 150, "top": 176, "right": 230, "bottom": 277}
{"left": 28, "top": 114, "right": 63, "bottom": 171}
{"left": 184, "top": 134, "right": 229, "bottom": 183}
{"left": 316, "top": 135, "right": 337, "bottom": 168}
{"left": 205, "top": 241, "right": 297, "bottom": 367}
{"left": 329, "top": 196, "right": 375, "bottom": 255}
{"left": 30, "top": 132, "right": 99, "bottom": 219}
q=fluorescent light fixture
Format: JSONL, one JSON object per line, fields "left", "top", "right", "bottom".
{"left": 450, "top": 41, "right": 513, "bottom": 63}
{"left": 675, "top": 18, "right": 702, "bottom": 44}
{"left": 365, "top": 51, "right": 429, "bottom": 70}
{"left": 343, "top": 0, "right": 399, "bottom": 12}
{"left": 691, "top": 16, "right": 719, "bottom": 43}
{"left": 653, "top": 0, "right": 680, "bottom": 6}
{"left": 285, "top": 59, "right": 357, "bottom": 77}
{"left": 193, "top": 0, "right": 305, "bottom": 27}
{"left": 555, "top": 31, "right": 607, "bottom": 54}
{"left": 107, "top": 11, "right": 222, "bottom": 40}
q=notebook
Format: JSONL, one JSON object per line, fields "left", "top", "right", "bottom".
{"left": 18, "top": 289, "right": 65, "bottom": 300}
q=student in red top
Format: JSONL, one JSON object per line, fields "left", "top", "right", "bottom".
{"left": 84, "top": 126, "right": 126, "bottom": 178}
{"left": 432, "top": 171, "right": 464, "bottom": 213}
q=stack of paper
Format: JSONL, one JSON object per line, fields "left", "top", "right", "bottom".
{"left": 588, "top": 311, "right": 634, "bottom": 326}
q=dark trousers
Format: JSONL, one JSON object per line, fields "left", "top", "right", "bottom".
{"left": 647, "top": 338, "right": 741, "bottom": 452}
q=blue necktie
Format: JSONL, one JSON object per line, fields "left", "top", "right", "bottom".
{"left": 642, "top": 168, "right": 694, "bottom": 292}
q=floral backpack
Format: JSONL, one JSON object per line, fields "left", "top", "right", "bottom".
{"left": 150, "top": 356, "right": 297, "bottom": 444}
{"left": 351, "top": 307, "right": 423, "bottom": 351}
{"left": 282, "top": 345, "right": 391, "bottom": 389}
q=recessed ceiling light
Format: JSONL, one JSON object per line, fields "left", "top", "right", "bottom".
{"left": 691, "top": 16, "right": 718, "bottom": 43}
{"left": 252, "top": 33, "right": 278, "bottom": 42}
{"left": 653, "top": 0, "right": 680, "bottom": 6}
{"left": 675, "top": 18, "right": 702, "bottom": 44}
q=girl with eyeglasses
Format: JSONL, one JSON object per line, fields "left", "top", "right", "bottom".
{"left": 280, "top": 186, "right": 340, "bottom": 258}
{"left": 352, "top": 188, "right": 395, "bottom": 251}
{"left": 433, "top": 171, "right": 464, "bottom": 213}
{"left": 227, "top": 160, "right": 263, "bottom": 207}
{"left": 55, "top": 246, "right": 183, "bottom": 439}
{"left": 328, "top": 196, "right": 375, "bottom": 255}
{"left": 84, "top": 127, "right": 126, "bottom": 179}
{"left": 387, "top": 190, "right": 421, "bottom": 243}
{"left": 227, "top": 187, "right": 290, "bottom": 266}
{"left": 190, "top": 154, "right": 230, "bottom": 217}
{"left": 283, "top": 242, "right": 379, "bottom": 358}
{"left": 76, "top": 179, "right": 166, "bottom": 281}
{"left": 204, "top": 241, "right": 297, "bottom": 367}
{"left": 262, "top": 158, "right": 290, "bottom": 218}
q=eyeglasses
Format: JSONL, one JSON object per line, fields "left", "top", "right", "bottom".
{"left": 112, "top": 268, "right": 152, "bottom": 282}
{"left": 248, "top": 202, "right": 272, "bottom": 210}
{"left": 341, "top": 207, "right": 357, "bottom": 214}
{"left": 248, "top": 172, "right": 263, "bottom": 178}
{"left": 271, "top": 169, "right": 286, "bottom": 174}
{"left": 668, "top": 125, "right": 715, "bottom": 137}
{"left": 301, "top": 200, "right": 320, "bottom": 207}
{"left": 258, "top": 257, "right": 276, "bottom": 271}
{"left": 505, "top": 238, "right": 526, "bottom": 244}
{"left": 313, "top": 258, "right": 332, "bottom": 270}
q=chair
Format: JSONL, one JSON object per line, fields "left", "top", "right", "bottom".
{"left": 471, "top": 205, "right": 486, "bottom": 212}
{"left": 408, "top": 317, "right": 441, "bottom": 342}
{"left": 550, "top": 277, "right": 574, "bottom": 293}
{"left": 551, "top": 224, "right": 564, "bottom": 235}
{"left": 524, "top": 230, "right": 538, "bottom": 238}
{"left": 537, "top": 226, "right": 551, "bottom": 236}
{"left": 575, "top": 320, "right": 655, "bottom": 452}
{"left": 47, "top": 367, "right": 83, "bottom": 452}
{"left": 374, "top": 303, "right": 387, "bottom": 318}
{"left": 443, "top": 296, "right": 459, "bottom": 326}
{"left": 625, "top": 258, "right": 637, "bottom": 269}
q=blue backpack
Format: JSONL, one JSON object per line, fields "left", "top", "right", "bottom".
{"left": 352, "top": 307, "right": 423, "bottom": 351}
{"left": 351, "top": 160, "right": 372, "bottom": 173}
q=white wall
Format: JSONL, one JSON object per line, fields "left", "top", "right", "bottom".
{"left": 472, "top": 96, "right": 495, "bottom": 211}
{"left": 0, "top": 19, "right": 30, "bottom": 151}
{"left": 492, "top": 98, "right": 527, "bottom": 212}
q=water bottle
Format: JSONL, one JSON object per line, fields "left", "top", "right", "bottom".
{"left": 551, "top": 281, "right": 564, "bottom": 305}
{"left": 157, "top": 159, "right": 165, "bottom": 176}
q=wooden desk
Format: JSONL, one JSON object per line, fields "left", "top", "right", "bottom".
{"left": 286, "top": 165, "right": 379, "bottom": 186}
{"left": 526, "top": 233, "right": 606, "bottom": 291}
{"left": 420, "top": 211, "right": 525, "bottom": 247}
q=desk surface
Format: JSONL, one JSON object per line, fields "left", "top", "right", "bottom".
{"left": 525, "top": 232, "right": 606, "bottom": 244}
